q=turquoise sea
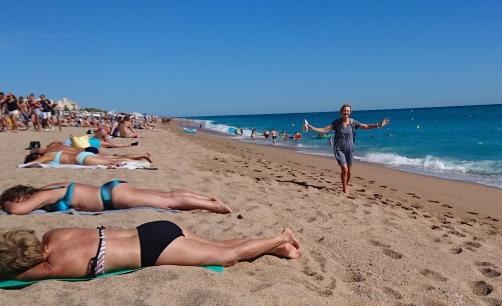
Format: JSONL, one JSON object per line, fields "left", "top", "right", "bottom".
{"left": 185, "top": 104, "right": 502, "bottom": 188}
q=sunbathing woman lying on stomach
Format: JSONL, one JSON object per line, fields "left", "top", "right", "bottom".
{"left": 23, "top": 150, "right": 151, "bottom": 167}
{"left": 30, "top": 142, "right": 145, "bottom": 160}
{"left": 0, "top": 221, "right": 300, "bottom": 280}
{"left": 0, "top": 181, "right": 232, "bottom": 214}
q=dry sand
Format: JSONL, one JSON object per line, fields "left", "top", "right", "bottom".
{"left": 0, "top": 125, "right": 501, "bottom": 305}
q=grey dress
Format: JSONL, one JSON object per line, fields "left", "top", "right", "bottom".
{"left": 330, "top": 118, "right": 361, "bottom": 165}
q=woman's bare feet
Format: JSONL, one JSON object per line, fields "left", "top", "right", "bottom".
{"left": 270, "top": 243, "right": 301, "bottom": 259}
{"left": 142, "top": 153, "right": 152, "bottom": 163}
{"left": 281, "top": 228, "right": 300, "bottom": 249}
{"left": 211, "top": 197, "right": 232, "bottom": 214}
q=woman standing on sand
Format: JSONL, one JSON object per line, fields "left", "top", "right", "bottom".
{"left": 305, "top": 103, "right": 389, "bottom": 194}
{"left": 0, "top": 222, "right": 299, "bottom": 280}
{"left": 0, "top": 181, "right": 232, "bottom": 214}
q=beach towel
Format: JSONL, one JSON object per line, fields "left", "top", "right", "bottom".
{"left": 18, "top": 160, "right": 153, "bottom": 170}
{"left": 0, "top": 266, "right": 224, "bottom": 290}
{"left": 0, "top": 206, "right": 180, "bottom": 216}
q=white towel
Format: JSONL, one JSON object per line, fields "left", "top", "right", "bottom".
{"left": 18, "top": 161, "right": 152, "bottom": 169}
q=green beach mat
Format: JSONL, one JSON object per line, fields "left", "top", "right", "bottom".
{"left": 0, "top": 265, "right": 224, "bottom": 290}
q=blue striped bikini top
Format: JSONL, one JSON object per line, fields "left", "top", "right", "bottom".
{"left": 43, "top": 182, "right": 76, "bottom": 212}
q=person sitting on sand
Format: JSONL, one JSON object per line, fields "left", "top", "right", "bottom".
{"left": 0, "top": 221, "right": 299, "bottom": 280}
{"left": 0, "top": 181, "right": 232, "bottom": 214}
{"left": 63, "top": 128, "right": 138, "bottom": 149}
{"left": 23, "top": 150, "right": 151, "bottom": 167}
{"left": 119, "top": 116, "right": 139, "bottom": 138}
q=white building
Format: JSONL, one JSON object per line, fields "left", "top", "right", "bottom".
{"left": 56, "top": 97, "right": 80, "bottom": 111}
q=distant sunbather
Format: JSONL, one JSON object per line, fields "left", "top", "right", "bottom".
{"left": 30, "top": 141, "right": 143, "bottom": 160}
{"left": 23, "top": 150, "right": 151, "bottom": 167}
{"left": 0, "top": 181, "right": 232, "bottom": 214}
{"left": 0, "top": 221, "right": 299, "bottom": 280}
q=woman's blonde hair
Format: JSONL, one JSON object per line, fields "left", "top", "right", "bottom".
{"left": 339, "top": 103, "right": 352, "bottom": 114}
{"left": 0, "top": 228, "right": 44, "bottom": 273}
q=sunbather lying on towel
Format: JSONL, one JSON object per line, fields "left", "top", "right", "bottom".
{"left": 30, "top": 141, "right": 144, "bottom": 160}
{"left": 0, "top": 221, "right": 300, "bottom": 280}
{"left": 0, "top": 181, "right": 232, "bottom": 214}
{"left": 23, "top": 150, "right": 151, "bottom": 167}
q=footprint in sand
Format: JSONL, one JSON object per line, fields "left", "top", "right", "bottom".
{"left": 383, "top": 248, "right": 403, "bottom": 259}
{"left": 467, "top": 211, "right": 479, "bottom": 215}
{"left": 460, "top": 220, "right": 474, "bottom": 226}
{"left": 369, "top": 240, "right": 391, "bottom": 248}
{"left": 419, "top": 269, "right": 448, "bottom": 282}
{"left": 342, "top": 271, "right": 365, "bottom": 283}
{"left": 448, "top": 230, "right": 466, "bottom": 238}
{"left": 442, "top": 204, "right": 453, "bottom": 209}
{"left": 474, "top": 262, "right": 501, "bottom": 278}
{"left": 485, "top": 216, "right": 500, "bottom": 222}
{"left": 479, "top": 268, "right": 501, "bottom": 278}
{"left": 464, "top": 241, "right": 482, "bottom": 249}
{"left": 382, "top": 286, "right": 402, "bottom": 300}
{"left": 449, "top": 246, "right": 463, "bottom": 254}
{"left": 469, "top": 280, "right": 493, "bottom": 296}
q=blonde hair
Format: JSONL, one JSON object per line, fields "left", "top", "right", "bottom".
{"left": 0, "top": 229, "right": 44, "bottom": 273}
{"left": 339, "top": 103, "right": 352, "bottom": 114}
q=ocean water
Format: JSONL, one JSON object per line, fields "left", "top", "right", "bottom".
{"left": 185, "top": 104, "right": 502, "bottom": 188}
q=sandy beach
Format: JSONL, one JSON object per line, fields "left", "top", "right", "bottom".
{"left": 1, "top": 125, "right": 501, "bottom": 305}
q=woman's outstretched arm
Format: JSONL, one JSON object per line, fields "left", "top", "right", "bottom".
{"left": 358, "top": 118, "right": 390, "bottom": 130}
{"left": 306, "top": 123, "right": 335, "bottom": 134}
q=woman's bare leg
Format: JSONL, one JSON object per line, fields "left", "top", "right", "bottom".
{"left": 340, "top": 165, "right": 349, "bottom": 194}
{"left": 155, "top": 228, "right": 300, "bottom": 267}
{"left": 141, "top": 188, "right": 218, "bottom": 201}
{"left": 113, "top": 185, "right": 232, "bottom": 213}
{"left": 112, "top": 153, "right": 152, "bottom": 163}
{"left": 182, "top": 229, "right": 300, "bottom": 259}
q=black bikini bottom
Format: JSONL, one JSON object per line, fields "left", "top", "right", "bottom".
{"left": 137, "top": 220, "right": 184, "bottom": 267}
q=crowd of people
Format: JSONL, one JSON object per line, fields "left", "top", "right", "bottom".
{"left": 0, "top": 91, "right": 157, "bottom": 137}
{"left": 245, "top": 128, "right": 303, "bottom": 144}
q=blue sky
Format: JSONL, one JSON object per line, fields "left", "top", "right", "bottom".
{"left": 1, "top": 0, "right": 501, "bottom": 116}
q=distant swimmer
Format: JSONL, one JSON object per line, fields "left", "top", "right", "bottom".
{"left": 282, "top": 131, "right": 289, "bottom": 143}
{"left": 271, "top": 129, "right": 278, "bottom": 144}
{"left": 293, "top": 132, "right": 302, "bottom": 141}
{"left": 264, "top": 130, "right": 270, "bottom": 139}
{"left": 304, "top": 103, "right": 390, "bottom": 194}
{"left": 251, "top": 128, "right": 257, "bottom": 139}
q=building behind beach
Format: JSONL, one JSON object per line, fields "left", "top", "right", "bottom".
{"left": 57, "top": 97, "right": 80, "bottom": 111}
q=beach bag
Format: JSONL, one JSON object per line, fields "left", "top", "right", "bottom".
{"left": 70, "top": 135, "right": 91, "bottom": 149}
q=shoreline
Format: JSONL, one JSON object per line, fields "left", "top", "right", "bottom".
{"left": 174, "top": 121, "right": 502, "bottom": 224}
{"left": 179, "top": 118, "right": 502, "bottom": 190}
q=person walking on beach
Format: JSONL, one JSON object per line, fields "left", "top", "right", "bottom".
{"left": 305, "top": 103, "right": 389, "bottom": 194}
